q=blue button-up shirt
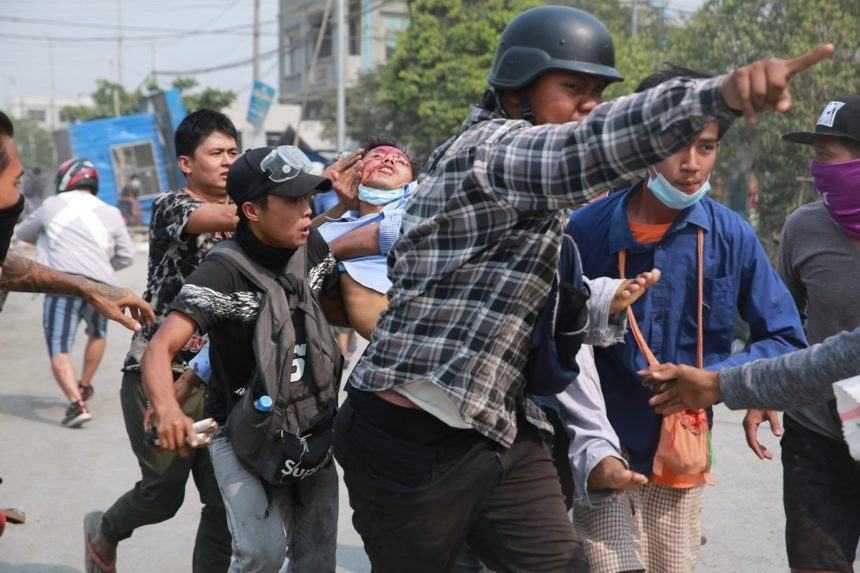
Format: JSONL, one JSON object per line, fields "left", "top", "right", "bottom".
{"left": 567, "top": 185, "right": 807, "bottom": 473}
{"left": 317, "top": 189, "right": 411, "bottom": 294}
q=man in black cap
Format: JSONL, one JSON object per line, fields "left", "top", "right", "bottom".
{"left": 332, "top": 2, "right": 832, "bottom": 570}
{"left": 142, "top": 146, "right": 342, "bottom": 571}
{"left": 743, "top": 96, "right": 860, "bottom": 573}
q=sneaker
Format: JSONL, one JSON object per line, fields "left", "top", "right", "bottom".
{"left": 79, "top": 384, "right": 94, "bottom": 402}
{"left": 62, "top": 401, "right": 92, "bottom": 428}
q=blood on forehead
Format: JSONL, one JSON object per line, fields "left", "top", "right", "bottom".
{"left": 365, "top": 145, "right": 409, "bottom": 162}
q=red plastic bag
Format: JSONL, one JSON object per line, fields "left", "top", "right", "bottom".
{"left": 651, "top": 408, "right": 712, "bottom": 488}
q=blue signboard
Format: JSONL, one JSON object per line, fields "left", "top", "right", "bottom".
{"left": 247, "top": 80, "right": 276, "bottom": 127}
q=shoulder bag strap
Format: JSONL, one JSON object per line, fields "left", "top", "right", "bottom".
{"left": 618, "top": 227, "right": 704, "bottom": 369}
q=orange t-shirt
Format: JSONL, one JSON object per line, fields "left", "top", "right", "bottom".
{"left": 629, "top": 220, "right": 672, "bottom": 244}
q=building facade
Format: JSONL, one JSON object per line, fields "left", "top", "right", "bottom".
{"left": 278, "top": 0, "right": 409, "bottom": 114}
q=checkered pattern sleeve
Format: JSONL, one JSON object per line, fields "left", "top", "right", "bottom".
{"left": 479, "top": 76, "right": 734, "bottom": 212}
{"left": 351, "top": 76, "right": 737, "bottom": 447}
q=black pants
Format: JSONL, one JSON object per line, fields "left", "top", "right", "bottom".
{"left": 782, "top": 414, "right": 860, "bottom": 573}
{"left": 100, "top": 370, "right": 231, "bottom": 573}
{"left": 333, "top": 390, "right": 579, "bottom": 573}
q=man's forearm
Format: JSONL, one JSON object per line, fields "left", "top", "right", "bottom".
{"left": 312, "top": 202, "right": 350, "bottom": 229}
{"left": 1, "top": 253, "right": 93, "bottom": 297}
{"left": 142, "top": 344, "right": 184, "bottom": 416}
{"left": 329, "top": 223, "right": 381, "bottom": 260}
{"left": 720, "top": 326, "right": 860, "bottom": 410}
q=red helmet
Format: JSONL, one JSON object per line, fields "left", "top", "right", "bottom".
{"left": 56, "top": 158, "right": 98, "bottom": 194}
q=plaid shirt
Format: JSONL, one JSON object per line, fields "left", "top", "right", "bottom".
{"left": 349, "top": 76, "right": 735, "bottom": 447}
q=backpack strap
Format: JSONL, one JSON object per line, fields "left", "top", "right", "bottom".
{"left": 207, "top": 239, "right": 307, "bottom": 406}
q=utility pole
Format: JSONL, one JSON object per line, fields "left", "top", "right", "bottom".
{"left": 294, "top": 0, "right": 334, "bottom": 146}
{"left": 150, "top": 42, "right": 158, "bottom": 90}
{"left": 48, "top": 40, "right": 55, "bottom": 132}
{"left": 117, "top": 0, "right": 123, "bottom": 86}
{"left": 249, "top": 0, "right": 265, "bottom": 148}
{"left": 252, "top": 0, "right": 261, "bottom": 84}
{"left": 336, "top": 0, "right": 346, "bottom": 153}
{"left": 48, "top": 39, "right": 57, "bottom": 165}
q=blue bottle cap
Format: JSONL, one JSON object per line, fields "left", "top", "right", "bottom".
{"left": 254, "top": 395, "right": 273, "bottom": 412}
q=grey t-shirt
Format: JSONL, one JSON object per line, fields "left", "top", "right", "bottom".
{"left": 778, "top": 200, "right": 860, "bottom": 440}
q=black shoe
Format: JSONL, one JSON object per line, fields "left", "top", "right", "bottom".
{"left": 62, "top": 401, "right": 92, "bottom": 428}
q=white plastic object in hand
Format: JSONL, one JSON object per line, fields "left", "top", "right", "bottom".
{"left": 834, "top": 375, "right": 860, "bottom": 461}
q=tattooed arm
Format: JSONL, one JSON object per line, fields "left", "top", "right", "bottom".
{"left": 0, "top": 252, "right": 155, "bottom": 331}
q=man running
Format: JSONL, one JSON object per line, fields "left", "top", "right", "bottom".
{"left": 16, "top": 158, "right": 135, "bottom": 427}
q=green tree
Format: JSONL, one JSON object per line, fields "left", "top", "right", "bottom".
{"left": 60, "top": 80, "right": 144, "bottom": 122}
{"left": 60, "top": 76, "right": 237, "bottom": 123}
{"left": 170, "top": 77, "right": 237, "bottom": 112}
{"left": 668, "top": 0, "right": 859, "bottom": 252}
{"left": 323, "top": 0, "right": 675, "bottom": 161}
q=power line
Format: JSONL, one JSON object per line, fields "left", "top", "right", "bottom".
{"left": 0, "top": 14, "right": 269, "bottom": 33}
{"left": 2, "top": 21, "right": 277, "bottom": 43}
{"left": 153, "top": 48, "right": 279, "bottom": 76}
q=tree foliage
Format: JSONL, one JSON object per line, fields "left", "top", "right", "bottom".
{"left": 324, "top": 0, "right": 675, "bottom": 161}
{"left": 59, "top": 77, "right": 236, "bottom": 123}
{"left": 170, "top": 77, "right": 237, "bottom": 113}
{"left": 60, "top": 80, "right": 144, "bottom": 123}
{"left": 668, "top": 0, "right": 859, "bottom": 250}
{"left": 321, "top": 0, "right": 857, "bottom": 248}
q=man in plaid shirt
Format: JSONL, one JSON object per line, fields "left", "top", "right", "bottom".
{"left": 332, "top": 5, "right": 833, "bottom": 571}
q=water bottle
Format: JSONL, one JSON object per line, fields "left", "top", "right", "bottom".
{"left": 254, "top": 395, "right": 273, "bottom": 413}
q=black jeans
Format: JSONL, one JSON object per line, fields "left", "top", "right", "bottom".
{"left": 100, "top": 370, "right": 231, "bottom": 573}
{"left": 782, "top": 414, "right": 860, "bottom": 573}
{"left": 334, "top": 390, "right": 579, "bottom": 573}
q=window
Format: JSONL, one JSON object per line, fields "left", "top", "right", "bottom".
{"left": 382, "top": 12, "right": 408, "bottom": 59}
{"left": 284, "top": 28, "right": 302, "bottom": 76}
{"left": 110, "top": 141, "right": 161, "bottom": 199}
{"left": 307, "top": 12, "right": 333, "bottom": 60}
{"left": 349, "top": 0, "right": 362, "bottom": 56}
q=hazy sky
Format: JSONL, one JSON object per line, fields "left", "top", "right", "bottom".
{"left": 2, "top": 0, "right": 705, "bottom": 106}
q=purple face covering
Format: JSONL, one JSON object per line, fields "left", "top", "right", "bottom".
{"left": 811, "top": 158, "right": 860, "bottom": 239}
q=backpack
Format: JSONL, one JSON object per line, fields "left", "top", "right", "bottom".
{"left": 209, "top": 240, "right": 343, "bottom": 486}
{"left": 526, "top": 234, "right": 590, "bottom": 396}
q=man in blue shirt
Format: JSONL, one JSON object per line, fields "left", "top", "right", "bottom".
{"left": 315, "top": 139, "right": 415, "bottom": 339}
{"left": 567, "top": 66, "right": 807, "bottom": 573}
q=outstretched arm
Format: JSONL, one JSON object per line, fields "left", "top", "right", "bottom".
{"left": 484, "top": 46, "right": 833, "bottom": 212}
{"left": 0, "top": 253, "right": 154, "bottom": 330}
{"left": 643, "top": 325, "right": 860, "bottom": 414}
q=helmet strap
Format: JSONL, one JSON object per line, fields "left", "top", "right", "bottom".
{"left": 519, "top": 95, "right": 536, "bottom": 124}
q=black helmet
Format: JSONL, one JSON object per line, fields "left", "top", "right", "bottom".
{"left": 487, "top": 5, "right": 623, "bottom": 91}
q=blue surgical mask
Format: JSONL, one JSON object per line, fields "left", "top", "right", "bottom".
{"left": 357, "top": 184, "right": 407, "bottom": 206}
{"left": 646, "top": 171, "right": 711, "bottom": 210}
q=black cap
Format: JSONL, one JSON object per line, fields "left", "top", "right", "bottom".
{"left": 227, "top": 146, "right": 331, "bottom": 206}
{"left": 783, "top": 95, "right": 860, "bottom": 146}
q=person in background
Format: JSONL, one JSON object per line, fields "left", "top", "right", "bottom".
{"left": 118, "top": 174, "right": 143, "bottom": 226}
{"left": 15, "top": 157, "right": 135, "bottom": 427}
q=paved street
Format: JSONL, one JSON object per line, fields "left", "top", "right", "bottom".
{"left": 0, "top": 250, "right": 850, "bottom": 572}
